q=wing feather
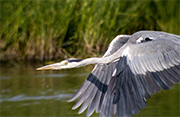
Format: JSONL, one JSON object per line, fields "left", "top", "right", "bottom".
{"left": 69, "top": 35, "right": 130, "bottom": 116}
{"left": 86, "top": 66, "right": 105, "bottom": 116}
{"left": 72, "top": 67, "right": 100, "bottom": 109}
{"left": 151, "top": 72, "right": 169, "bottom": 90}
{"left": 146, "top": 74, "right": 156, "bottom": 94}
{"left": 122, "top": 78, "right": 132, "bottom": 116}
{"left": 69, "top": 31, "right": 180, "bottom": 117}
{"left": 109, "top": 31, "right": 180, "bottom": 116}
{"left": 158, "top": 72, "right": 174, "bottom": 87}
{"left": 142, "top": 75, "right": 154, "bottom": 95}
{"left": 100, "top": 77, "right": 116, "bottom": 117}
{"left": 79, "top": 67, "right": 104, "bottom": 114}
{"left": 146, "top": 72, "right": 161, "bottom": 92}
{"left": 127, "top": 71, "right": 141, "bottom": 114}
{"left": 87, "top": 63, "right": 114, "bottom": 115}
{"left": 68, "top": 66, "right": 99, "bottom": 102}
{"left": 79, "top": 66, "right": 104, "bottom": 111}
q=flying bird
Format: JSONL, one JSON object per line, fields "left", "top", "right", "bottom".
{"left": 37, "top": 31, "right": 180, "bottom": 117}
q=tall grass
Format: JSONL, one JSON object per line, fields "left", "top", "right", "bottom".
{"left": 0, "top": 0, "right": 179, "bottom": 62}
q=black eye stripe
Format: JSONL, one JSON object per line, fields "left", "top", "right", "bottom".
{"left": 67, "top": 59, "right": 82, "bottom": 63}
{"left": 140, "top": 37, "right": 153, "bottom": 43}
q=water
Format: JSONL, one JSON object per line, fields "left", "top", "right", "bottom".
{"left": 0, "top": 64, "right": 179, "bottom": 116}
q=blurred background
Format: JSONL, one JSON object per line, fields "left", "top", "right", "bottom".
{"left": 1, "top": 0, "right": 179, "bottom": 63}
{"left": 0, "top": 0, "right": 179, "bottom": 117}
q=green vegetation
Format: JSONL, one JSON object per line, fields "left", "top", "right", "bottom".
{"left": 1, "top": 0, "right": 179, "bottom": 63}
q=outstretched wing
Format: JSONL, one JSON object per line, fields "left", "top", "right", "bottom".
{"left": 100, "top": 31, "right": 180, "bottom": 117}
{"left": 68, "top": 35, "right": 131, "bottom": 116}
{"left": 68, "top": 31, "right": 180, "bottom": 117}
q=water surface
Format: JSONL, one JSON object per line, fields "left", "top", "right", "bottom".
{"left": 0, "top": 64, "right": 179, "bottom": 116}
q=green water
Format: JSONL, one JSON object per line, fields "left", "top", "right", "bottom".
{"left": 0, "top": 64, "right": 179, "bottom": 116}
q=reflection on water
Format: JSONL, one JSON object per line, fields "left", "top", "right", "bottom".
{"left": 1, "top": 94, "right": 72, "bottom": 102}
{"left": 34, "top": 73, "right": 68, "bottom": 78}
{"left": 0, "top": 64, "right": 179, "bottom": 116}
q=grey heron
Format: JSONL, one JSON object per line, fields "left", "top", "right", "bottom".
{"left": 37, "top": 31, "right": 180, "bottom": 117}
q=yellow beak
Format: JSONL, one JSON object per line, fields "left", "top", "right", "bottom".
{"left": 36, "top": 62, "right": 65, "bottom": 70}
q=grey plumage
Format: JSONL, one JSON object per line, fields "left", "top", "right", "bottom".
{"left": 37, "top": 31, "right": 180, "bottom": 117}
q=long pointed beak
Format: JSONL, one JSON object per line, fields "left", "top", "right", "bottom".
{"left": 36, "top": 62, "right": 63, "bottom": 70}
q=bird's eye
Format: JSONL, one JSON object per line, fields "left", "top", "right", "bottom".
{"left": 64, "top": 62, "right": 68, "bottom": 65}
{"left": 144, "top": 37, "right": 152, "bottom": 42}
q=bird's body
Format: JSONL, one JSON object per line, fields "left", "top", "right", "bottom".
{"left": 37, "top": 31, "right": 180, "bottom": 117}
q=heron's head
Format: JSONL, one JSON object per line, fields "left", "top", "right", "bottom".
{"left": 36, "top": 58, "right": 82, "bottom": 70}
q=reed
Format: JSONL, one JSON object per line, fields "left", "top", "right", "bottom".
{"left": 0, "top": 0, "right": 179, "bottom": 63}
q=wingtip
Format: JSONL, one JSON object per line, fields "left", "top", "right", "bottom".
{"left": 78, "top": 109, "right": 84, "bottom": 114}
{"left": 72, "top": 105, "right": 78, "bottom": 110}
{"left": 67, "top": 98, "right": 73, "bottom": 103}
